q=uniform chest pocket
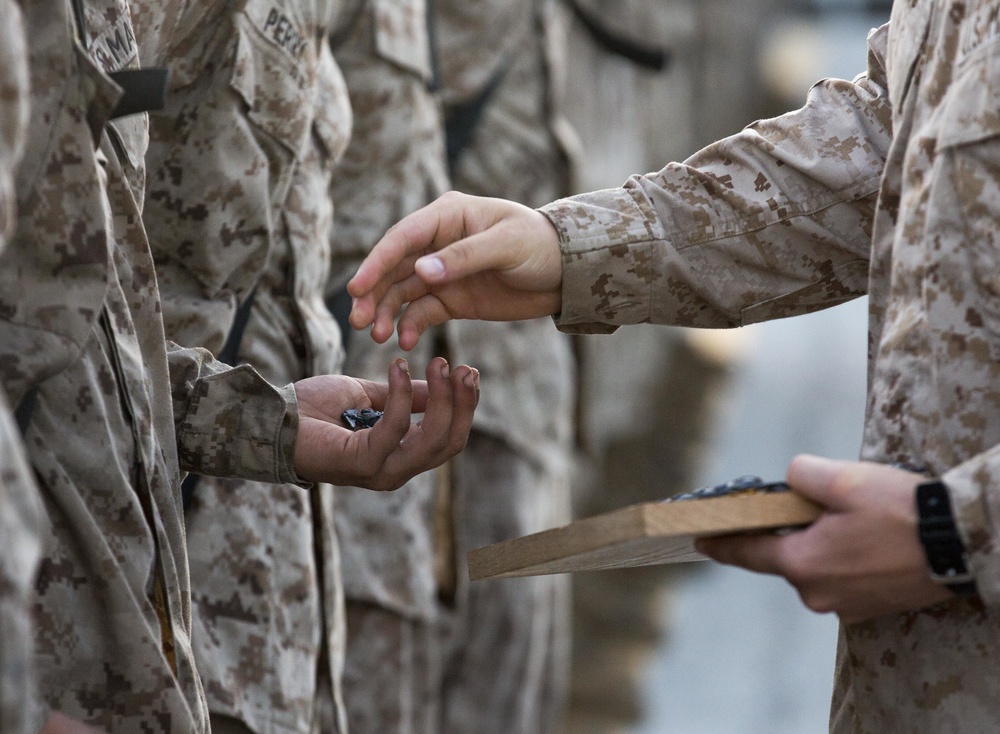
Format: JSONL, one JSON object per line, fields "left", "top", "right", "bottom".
{"left": 930, "top": 43, "right": 1000, "bottom": 357}
{"left": 312, "top": 42, "right": 353, "bottom": 172}
{"left": 936, "top": 42, "right": 1000, "bottom": 150}
{"left": 230, "top": 6, "right": 316, "bottom": 161}
{"left": 0, "top": 44, "right": 118, "bottom": 400}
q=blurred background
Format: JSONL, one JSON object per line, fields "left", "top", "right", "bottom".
{"left": 557, "top": 1, "right": 892, "bottom": 732}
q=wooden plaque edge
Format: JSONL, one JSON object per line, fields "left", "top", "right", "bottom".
{"left": 468, "top": 492, "right": 822, "bottom": 581}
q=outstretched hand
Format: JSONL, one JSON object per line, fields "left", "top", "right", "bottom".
{"left": 696, "top": 455, "right": 954, "bottom": 624}
{"left": 347, "top": 191, "right": 564, "bottom": 350}
{"left": 292, "top": 357, "right": 478, "bottom": 491}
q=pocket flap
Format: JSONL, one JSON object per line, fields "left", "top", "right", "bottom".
{"left": 230, "top": 16, "right": 313, "bottom": 156}
{"left": 312, "top": 43, "right": 352, "bottom": 164}
{"left": 937, "top": 46, "right": 1000, "bottom": 149}
{"left": 372, "top": 0, "right": 432, "bottom": 82}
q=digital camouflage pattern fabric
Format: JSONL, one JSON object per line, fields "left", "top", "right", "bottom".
{"left": 0, "top": 2, "right": 304, "bottom": 732}
{"left": 140, "top": 1, "right": 353, "bottom": 732}
{"left": 543, "top": 6, "right": 1000, "bottom": 731}
{"left": 328, "top": 0, "right": 446, "bottom": 624}
{"left": 433, "top": 1, "right": 577, "bottom": 732}
{"left": 327, "top": 2, "right": 448, "bottom": 731}
{"left": 328, "top": 0, "right": 446, "bottom": 282}
{"left": 0, "top": 389, "right": 44, "bottom": 734}
{"left": 0, "top": 4, "right": 45, "bottom": 733}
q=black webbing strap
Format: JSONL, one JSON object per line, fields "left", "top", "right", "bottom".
{"left": 181, "top": 287, "right": 258, "bottom": 511}
{"left": 217, "top": 287, "right": 259, "bottom": 368}
{"left": 425, "top": 0, "right": 441, "bottom": 93}
{"left": 107, "top": 69, "right": 171, "bottom": 119}
{"left": 70, "top": 0, "right": 170, "bottom": 120}
{"left": 325, "top": 285, "right": 354, "bottom": 354}
{"left": 71, "top": 0, "right": 88, "bottom": 43}
{"left": 443, "top": 63, "right": 508, "bottom": 174}
{"left": 14, "top": 386, "right": 39, "bottom": 438}
{"left": 178, "top": 464, "right": 201, "bottom": 511}
{"left": 327, "top": 0, "right": 369, "bottom": 53}
{"left": 568, "top": 0, "right": 671, "bottom": 72}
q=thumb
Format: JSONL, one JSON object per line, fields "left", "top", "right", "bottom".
{"left": 413, "top": 208, "right": 559, "bottom": 287}
{"left": 786, "top": 454, "right": 853, "bottom": 510}
{"left": 412, "top": 225, "right": 522, "bottom": 285}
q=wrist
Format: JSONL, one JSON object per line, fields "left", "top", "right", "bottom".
{"left": 915, "top": 478, "right": 978, "bottom": 595}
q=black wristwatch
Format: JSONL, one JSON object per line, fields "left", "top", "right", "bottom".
{"left": 915, "top": 479, "right": 977, "bottom": 596}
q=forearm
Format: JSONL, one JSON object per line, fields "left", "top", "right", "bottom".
{"left": 544, "top": 25, "right": 892, "bottom": 334}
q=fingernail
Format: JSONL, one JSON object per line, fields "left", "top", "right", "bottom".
{"left": 440, "top": 361, "right": 450, "bottom": 378}
{"left": 464, "top": 371, "right": 475, "bottom": 388}
{"left": 396, "top": 358, "right": 409, "bottom": 375}
{"left": 416, "top": 256, "right": 445, "bottom": 280}
{"left": 471, "top": 369, "right": 480, "bottom": 390}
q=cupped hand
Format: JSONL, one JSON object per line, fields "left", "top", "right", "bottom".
{"left": 347, "top": 191, "right": 564, "bottom": 350}
{"left": 696, "top": 455, "right": 954, "bottom": 624}
{"left": 292, "top": 357, "right": 479, "bottom": 491}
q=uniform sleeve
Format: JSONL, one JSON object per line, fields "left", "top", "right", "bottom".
{"left": 541, "top": 24, "right": 892, "bottom": 334}
{"left": 167, "top": 343, "right": 305, "bottom": 486}
{"left": 937, "top": 98, "right": 1000, "bottom": 603}
{"left": 946, "top": 447, "right": 1000, "bottom": 603}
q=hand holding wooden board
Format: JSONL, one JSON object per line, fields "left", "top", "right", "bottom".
{"left": 468, "top": 480, "right": 822, "bottom": 581}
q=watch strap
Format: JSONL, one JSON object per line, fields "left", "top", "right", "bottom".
{"left": 916, "top": 479, "right": 977, "bottom": 596}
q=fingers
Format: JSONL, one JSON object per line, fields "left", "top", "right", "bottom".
{"left": 450, "top": 362, "right": 479, "bottom": 427}
{"left": 369, "top": 272, "right": 442, "bottom": 345}
{"left": 395, "top": 297, "right": 453, "bottom": 351}
{"left": 348, "top": 193, "right": 547, "bottom": 335}
{"left": 786, "top": 454, "right": 857, "bottom": 509}
{"left": 410, "top": 357, "right": 455, "bottom": 449}
{"left": 345, "top": 357, "right": 477, "bottom": 491}
{"left": 357, "top": 359, "right": 414, "bottom": 467}
{"left": 380, "top": 359, "right": 478, "bottom": 481}
{"left": 434, "top": 363, "right": 479, "bottom": 462}
{"left": 408, "top": 223, "right": 522, "bottom": 285}
{"left": 696, "top": 532, "right": 790, "bottom": 577}
{"left": 786, "top": 454, "right": 922, "bottom": 512}
{"left": 350, "top": 253, "right": 424, "bottom": 332}
{"left": 348, "top": 201, "right": 452, "bottom": 300}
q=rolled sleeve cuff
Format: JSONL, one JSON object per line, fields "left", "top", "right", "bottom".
{"left": 176, "top": 364, "right": 308, "bottom": 487}
{"left": 540, "top": 187, "right": 667, "bottom": 335}
{"left": 943, "top": 450, "right": 1000, "bottom": 605}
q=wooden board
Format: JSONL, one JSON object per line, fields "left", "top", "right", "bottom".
{"left": 468, "top": 492, "right": 822, "bottom": 581}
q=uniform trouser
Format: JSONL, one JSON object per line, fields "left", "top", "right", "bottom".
{"left": 438, "top": 431, "right": 572, "bottom": 734}
{"left": 341, "top": 601, "right": 441, "bottom": 734}
{"left": 210, "top": 681, "right": 338, "bottom": 734}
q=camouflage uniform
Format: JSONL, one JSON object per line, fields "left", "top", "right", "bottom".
{"left": 0, "top": 391, "right": 44, "bottom": 734}
{"left": 139, "top": 2, "right": 353, "bottom": 733}
{"left": 542, "top": 7, "right": 1000, "bottom": 731}
{"left": 0, "top": 4, "right": 46, "bottom": 733}
{"left": 1, "top": 2, "right": 303, "bottom": 731}
{"left": 326, "top": 2, "right": 449, "bottom": 730}
{"left": 432, "top": 2, "right": 578, "bottom": 732}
